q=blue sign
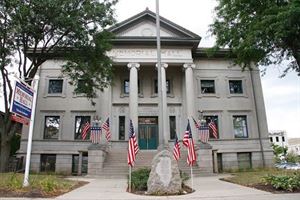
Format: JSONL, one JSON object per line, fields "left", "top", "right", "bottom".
{"left": 11, "top": 81, "right": 34, "bottom": 119}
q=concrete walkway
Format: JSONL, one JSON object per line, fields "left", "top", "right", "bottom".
{"left": 1, "top": 175, "right": 300, "bottom": 200}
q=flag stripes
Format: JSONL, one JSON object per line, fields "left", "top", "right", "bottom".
{"left": 209, "top": 120, "right": 218, "bottom": 139}
{"left": 199, "top": 125, "right": 209, "bottom": 143}
{"left": 173, "top": 134, "right": 180, "bottom": 161}
{"left": 81, "top": 121, "right": 90, "bottom": 140}
{"left": 90, "top": 126, "right": 101, "bottom": 144}
{"left": 127, "top": 120, "right": 139, "bottom": 167}
{"left": 102, "top": 117, "right": 111, "bottom": 141}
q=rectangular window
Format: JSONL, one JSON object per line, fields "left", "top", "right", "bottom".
{"left": 123, "top": 80, "right": 141, "bottom": 94}
{"left": 203, "top": 116, "right": 219, "bottom": 139}
{"left": 74, "top": 116, "right": 91, "bottom": 140}
{"left": 217, "top": 153, "right": 223, "bottom": 173}
{"left": 48, "top": 79, "right": 63, "bottom": 94}
{"left": 233, "top": 115, "right": 248, "bottom": 138}
{"left": 276, "top": 136, "right": 279, "bottom": 142}
{"left": 229, "top": 80, "right": 243, "bottom": 94}
{"left": 201, "top": 80, "right": 215, "bottom": 94}
{"left": 270, "top": 137, "right": 273, "bottom": 142}
{"left": 72, "top": 153, "right": 88, "bottom": 175}
{"left": 154, "top": 79, "right": 171, "bottom": 94}
{"left": 169, "top": 116, "right": 176, "bottom": 140}
{"left": 119, "top": 116, "right": 125, "bottom": 140}
{"left": 237, "top": 152, "right": 252, "bottom": 170}
{"left": 44, "top": 116, "right": 60, "bottom": 139}
{"left": 282, "top": 136, "right": 285, "bottom": 142}
{"left": 40, "top": 154, "right": 56, "bottom": 172}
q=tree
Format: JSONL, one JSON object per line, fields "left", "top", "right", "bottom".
{"left": 0, "top": 0, "right": 117, "bottom": 172}
{"left": 210, "top": 0, "right": 300, "bottom": 76}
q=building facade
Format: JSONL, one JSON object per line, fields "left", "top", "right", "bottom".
{"left": 18, "top": 9, "right": 273, "bottom": 175}
{"left": 269, "top": 130, "right": 288, "bottom": 147}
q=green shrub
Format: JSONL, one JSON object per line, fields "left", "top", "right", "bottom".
{"left": 286, "top": 153, "right": 300, "bottom": 163}
{"left": 263, "top": 173, "right": 300, "bottom": 191}
{"left": 130, "top": 168, "right": 150, "bottom": 191}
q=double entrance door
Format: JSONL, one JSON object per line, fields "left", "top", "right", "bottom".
{"left": 138, "top": 117, "right": 158, "bottom": 150}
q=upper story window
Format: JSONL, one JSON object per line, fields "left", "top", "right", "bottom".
{"left": 233, "top": 115, "right": 248, "bottom": 138}
{"left": 276, "top": 136, "right": 279, "bottom": 142}
{"left": 44, "top": 116, "right": 60, "bottom": 139}
{"left": 282, "top": 136, "right": 285, "bottom": 142}
{"left": 48, "top": 79, "right": 63, "bottom": 94}
{"left": 154, "top": 79, "right": 171, "bottom": 94}
{"left": 270, "top": 137, "right": 273, "bottom": 142}
{"left": 74, "top": 116, "right": 91, "bottom": 140}
{"left": 169, "top": 116, "right": 176, "bottom": 140}
{"left": 201, "top": 80, "right": 215, "bottom": 94}
{"left": 229, "top": 80, "right": 243, "bottom": 94}
{"left": 123, "top": 79, "right": 141, "bottom": 95}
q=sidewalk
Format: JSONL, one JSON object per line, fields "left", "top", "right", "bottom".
{"left": 1, "top": 175, "right": 300, "bottom": 200}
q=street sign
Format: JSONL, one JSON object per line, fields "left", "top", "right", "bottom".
{"left": 11, "top": 81, "right": 34, "bottom": 120}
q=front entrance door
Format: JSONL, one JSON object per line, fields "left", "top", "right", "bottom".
{"left": 138, "top": 117, "right": 158, "bottom": 150}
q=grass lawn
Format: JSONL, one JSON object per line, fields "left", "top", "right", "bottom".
{"left": 221, "top": 168, "right": 300, "bottom": 193}
{"left": 0, "top": 173, "right": 87, "bottom": 198}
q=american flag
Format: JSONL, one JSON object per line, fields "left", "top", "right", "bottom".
{"left": 182, "top": 120, "right": 191, "bottom": 147}
{"left": 90, "top": 126, "right": 101, "bottom": 144}
{"left": 186, "top": 123, "right": 197, "bottom": 166}
{"left": 102, "top": 117, "right": 111, "bottom": 141}
{"left": 192, "top": 117, "right": 200, "bottom": 129}
{"left": 81, "top": 121, "right": 90, "bottom": 140}
{"left": 127, "top": 120, "right": 139, "bottom": 167}
{"left": 199, "top": 125, "right": 210, "bottom": 144}
{"left": 173, "top": 134, "right": 180, "bottom": 161}
{"left": 209, "top": 120, "right": 218, "bottom": 139}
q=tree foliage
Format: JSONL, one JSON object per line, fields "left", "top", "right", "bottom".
{"left": 210, "top": 0, "right": 300, "bottom": 76}
{"left": 0, "top": 0, "right": 117, "bottom": 172}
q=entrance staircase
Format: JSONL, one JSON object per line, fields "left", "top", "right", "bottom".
{"left": 100, "top": 149, "right": 206, "bottom": 178}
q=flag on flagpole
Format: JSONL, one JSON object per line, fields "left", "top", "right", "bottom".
{"left": 199, "top": 124, "right": 210, "bottom": 144}
{"left": 182, "top": 121, "right": 191, "bottom": 147}
{"left": 127, "top": 120, "right": 139, "bottom": 167}
{"left": 173, "top": 134, "right": 180, "bottom": 161}
{"left": 186, "top": 121, "right": 197, "bottom": 166}
{"left": 81, "top": 121, "right": 90, "bottom": 140}
{"left": 90, "top": 125, "right": 101, "bottom": 144}
{"left": 192, "top": 117, "right": 200, "bottom": 129}
{"left": 208, "top": 120, "right": 218, "bottom": 139}
{"left": 102, "top": 117, "right": 111, "bottom": 141}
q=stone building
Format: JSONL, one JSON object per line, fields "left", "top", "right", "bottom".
{"left": 18, "top": 9, "right": 273, "bottom": 175}
{"left": 269, "top": 130, "right": 288, "bottom": 147}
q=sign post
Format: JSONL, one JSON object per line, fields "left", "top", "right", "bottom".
{"left": 22, "top": 75, "right": 39, "bottom": 187}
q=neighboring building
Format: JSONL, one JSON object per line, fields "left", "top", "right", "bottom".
{"left": 288, "top": 138, "right": 300, "bottom": 156}
{"left": 18, "top": 9, "right": 273, "bottom": 175}
{"left": 269, "top": 130, "right": 288, "bottom": 147}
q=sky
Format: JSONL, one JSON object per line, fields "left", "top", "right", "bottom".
{"left": 1, "top": 0, "right": 299, "bottom": 138}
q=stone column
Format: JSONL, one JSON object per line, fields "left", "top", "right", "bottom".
{"left": 127, "top": 63, "right": 140, "bottom": 131}
{"left": 156, "top": 63, "right": 169, "bottom": 147}
{"left": 183, "top": 63, "right": 196, "bottom": 123}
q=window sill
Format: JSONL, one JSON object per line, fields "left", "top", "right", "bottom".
{"left": 198, "top": 93, "right": 220, "bottom": 98}
{"left": 120, "top": 93, "right": 144, "bottom": 98}
{"left": 44, "top": 93, "right": 66, "bottom": 98}
{"left": 227, "top": 93, "right": 248, "bottom": 98}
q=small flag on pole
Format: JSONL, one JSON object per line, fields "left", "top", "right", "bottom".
{"left": 209, "top": 120, "right": 218, "bottom": 139}
{"left": 102, "top": 117, "right": 111, "bottom": 141}
{"left": 81, "top": 121, "right": 90, "bottom": 140}
{"left": 182, "top": 121, "right": 191, "bottom": 147}
{"left": 192, "top": 117, "right": 200, "bottom": 129}
{"left": 90, "top": 125, "right": 101, "bottom": 144}
{"left": 127, "top": 120, "right": 139, "bottom": 167}
{"left": 173, "top": 134, "right": 180, "bottom": 161}
{"left": 186, "top": 120, "right": 197, "bottom": 166}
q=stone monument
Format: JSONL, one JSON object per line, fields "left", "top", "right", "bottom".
{"left": 147, "top": 150, "right": 182, "bottom": 195}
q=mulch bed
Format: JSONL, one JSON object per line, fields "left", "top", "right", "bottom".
{"left": 0, "top": 181, "right": 88, "bottom": 198}
{"left": 128, "top": 184, "right": 194, "bottom": 196}
{"left": 220, "top": 178, "right": 300, "bottom": 194}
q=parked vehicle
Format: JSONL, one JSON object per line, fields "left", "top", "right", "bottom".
{"left": 275, "top": 162, "right": 300, "bottom": 170}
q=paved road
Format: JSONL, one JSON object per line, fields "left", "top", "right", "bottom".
{"left": 1, "top": 175, "right": 300, "bottom": 200}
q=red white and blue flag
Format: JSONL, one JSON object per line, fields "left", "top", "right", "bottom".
{"left": 199, "top": 125, "right": 210, "bottom": 144}
{"left": 209, "top": 120, "right": 218, "bottom": 139}
{"left": 127, "top": 120, "right": 139, "bottom": 167}
{"left": 81, "top": 121, "right": 90, "bottom": 140}
{"left": 182, "top": 121, "right": 191, "bottom": 147}
{"left": 173, "top": 134, "right": 181, "bottom": 161}
{"left": 90, "top": 126, "right": 101, "bottom": 144}
{"left": 102, "top": 117, "right": 111, "bottom": 141}
{"left": 186, "top": 120, "right": 197, "bottom": 166}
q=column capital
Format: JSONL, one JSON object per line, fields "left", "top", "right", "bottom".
{"left": 156, "top": 63, "right": 168, "bottom": 69}
{"left": 127, "top": 63, "right": 140, "bottom": 69}
{"left": 183, "top": 63, "right": 195, "bottom": 69}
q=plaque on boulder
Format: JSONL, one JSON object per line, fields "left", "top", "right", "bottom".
{"left": 147, "top": 150, "right": 182, "bottom": 195}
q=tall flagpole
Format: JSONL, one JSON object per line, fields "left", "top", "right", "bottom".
{"left": 129, "top": 166, "right": 132, "bottom": 193}
{"left": 156, "top": 0, "right": 168, "bottom": 148}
